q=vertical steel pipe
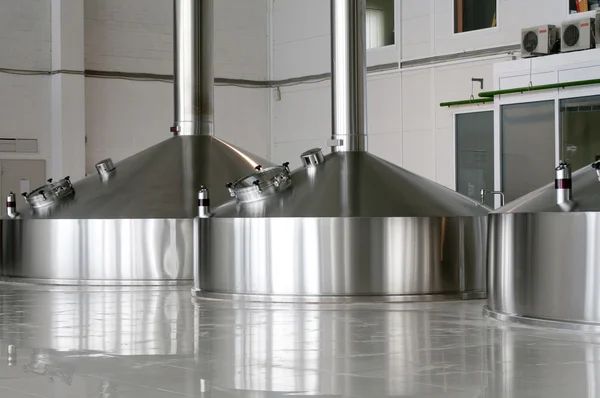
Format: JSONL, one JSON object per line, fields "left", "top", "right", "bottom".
{"left": 330, "top": 0, "right": 368, "bottom": 152}
{"left": 173, "top": 0, "right": 214, "bottom": 136}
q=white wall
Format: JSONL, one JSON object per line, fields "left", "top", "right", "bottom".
{"left": 0, "top": 0, "right": 271, "bottom": 179}
{"left": 85, "top": 0, "right": 269, "bottom": 79}
{"left": 270, "top": 0, "right": 573, "bottom": 187}
{"left": 83, "top": 0, "right": 271, "bottom": 174}
{"left": 0, "top": 1, "right": 51, "bottom": 165}
{"left": 272, "top": 0, "right": 578, "bottom": 78}
{"left": 0, "top": 0, "right": 51, "bottom": 70}
{"left": 85, "top": 81, "right": 270, "bottom": 172}
{"left": 84, "top": 0, "right": 172, "bottom": 74}
{"left": 3, "top": 0, "right": 595, "bottom": 182}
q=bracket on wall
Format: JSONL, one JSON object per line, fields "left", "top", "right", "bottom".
{"left": 439, "top": 78, "right": 491, "bottom": 107}
{"left": 440, "top": 98, "right": 494, "bottom": 107}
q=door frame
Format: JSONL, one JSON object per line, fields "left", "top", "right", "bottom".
{"left": 494, "top": 86, "right": 600, "bottom": 207}
{"left": 453, "top": 107, "right": 494, "bottom": 196}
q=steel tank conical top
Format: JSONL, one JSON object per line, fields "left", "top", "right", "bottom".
{"left": 485, "top": 161, "right": 600, "bottom": 331}
{"left": 192, "top": 0, "right": 489, "bottom": 303}
{"left": 0, "top": 0, "right": 273, "bottom": 285}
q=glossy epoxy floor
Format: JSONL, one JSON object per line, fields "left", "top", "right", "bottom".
{"left": 0, "top": 285, "right": 598, "bottom": 397}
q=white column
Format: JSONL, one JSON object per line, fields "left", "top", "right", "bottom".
{"left": 50, "top": 0, "right": 86, "bottom": 181}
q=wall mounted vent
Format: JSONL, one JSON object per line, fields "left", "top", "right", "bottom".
{"left": 521, "top": 25, "right": 558, "bottom": 58}
{"left": 0, "top": 139, "right": 38, "bottom": 153}
{"left": 561, "top": 18, "right": 595, "bottom": 53}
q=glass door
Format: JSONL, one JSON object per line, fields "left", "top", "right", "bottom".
{"left": 455, "top": 111, "right": 494, "bottom": 207}
{"left": 501, "top": 101, "right": 556, "bottom": 203}
{"left": 560, "top": 95, "right": 600, "bottom": 171}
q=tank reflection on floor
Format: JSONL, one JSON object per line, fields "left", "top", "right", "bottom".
{"left": 0, "top": 286, "right": 194, "bottom": 356}
{"left": 0, "top": 285, "right": 598, "bottom": 397}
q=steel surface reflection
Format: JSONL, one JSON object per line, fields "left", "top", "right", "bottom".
{"left": 486, "top": 211, "right": 600, "bottom": 330}
{"left": 195, "top": 215, "right": 487, "bottom": 302}
{"left": 486, "top": 162, "right": 600, "bottom": 330}
{"left": 0, "top": 287, "right": 194, "bottom": 355}
{"left": 485, "top": 325, "right": 600, "bottom": 397}
{"left": 1, "top": 219, "right": 194, "bottom": 285}
{"left": 193, "top": 301, "right": 488, "bottom": 395}
{"left": 0, "top": 284, "right": 597, "bottom": 396}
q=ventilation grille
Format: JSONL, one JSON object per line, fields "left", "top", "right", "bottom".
{"left": 0, "top": 139, "right": 38, "bottom": 153}
{"left": 564, "top": 24, "right": 580, "bottom": 47}
{"left": 522, "top": 31, "right": 538, "bottom": 53}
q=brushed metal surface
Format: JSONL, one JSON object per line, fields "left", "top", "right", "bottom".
{"left": 0, "top": 0, "right": 272, "bottom": 285}
{"left": 500, "top": 162, "right": 600, "bottom": 213}
{"left": 174, "top": 0, "right": 214, "bottom": 136}
{"left": 486, "top": 163, "right": 600, "bottom": 328}
{"left": 192, "top": 0, "right": 489, "bottom": 300}
{"left": 214, "top": 152, "right": 490, "bottom": 218}
{"left": 0, "top": 136, "right": 271, "bottom": 285}
{"left": 196, "top": 291, "right": 486, "bottom": 303}
{"left": 2, "top": 218, "right": 194, "bottom": 284}
{"left": 486, "top": 211, "right": 600, "bottom": 326}
{"left": 194, "top": 215, "right": 487, "bottom": 301}
{"left": 483, "top": 306, "right": 600, "bottom": 332}
{"left": 14, "top": 136, "right": 269, "bottom": 219}
{"left": 331, "top": 0, "right": 368, "bottom": 152}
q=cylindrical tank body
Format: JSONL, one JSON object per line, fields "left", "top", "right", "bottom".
{"left": 197, "top": 216, "right": 487, "bottom": 302}
{"left": 0, "top": 137, "right": 269, "bottom": 285}
{"left": 194, "top": 152, "right": 489, "bottom": 302}
{"left": 485, "top": 162, "right": 600, "bottom": 331}
{"left": 192, "top": 0, "right": 489, "bottom": 302}
{"left": 0, "top": 0, "right": 273, "bottom": 285}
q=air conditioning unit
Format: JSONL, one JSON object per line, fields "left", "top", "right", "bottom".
{"left": 521, "top": 25, "right": 559, "bottom": 57}
{"left": 561, "top": 18, "right": 595, "bottom": 52}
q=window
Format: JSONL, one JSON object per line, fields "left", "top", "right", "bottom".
{"left": 366, "top": 0, "right": 394, "bottom": 49}
{"left": 454, "top": 0, "right": 497, "bottom": 34}
{"left": 560, "top": 95, "right": 600, "bottom": 171}
{"left": 501, "top": 101, "right": 555, "bottom": 203}
{"left": 570, "top": 0, "right": 600, "bottom": 14}
{"left": 455, "top": 112, "right": 495, "bottom": 207}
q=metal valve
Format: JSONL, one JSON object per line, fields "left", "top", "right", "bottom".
{"left": 7, "top": 345, "right": 16, "bottom": 367}
{"left": 6, "top": 192, "right": 18, "bottom": 218}
{"left": 592, "top": 161, "right": 600, "bottom": 182}
{"left": 253, "top": 180, "right": 263, "bottom": 193}
{"left": 226, "top": 182, "right": 235, "bottom": 198}
{"left": 555, "top": 162, "right": 572, "bottom": 205}
{"left": 198, "top": 186, "right": 211, "bottom": 218}
{"left": 480, "top": 189, "right": 505, "bottom": 207}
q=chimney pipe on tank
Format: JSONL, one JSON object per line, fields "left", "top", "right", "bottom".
{"left": 330, "top": 0, "right": 368, "bottom": 152}
{"left": 172, "top": 0, "right": 214, "bottom": 136}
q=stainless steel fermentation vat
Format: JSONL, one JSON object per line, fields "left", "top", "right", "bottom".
{"left": 0, "top": 0, "right": 271, "bottom": 285}
{"left": 192, "top": 0, "right": 489, "bottom": 302}
{"left": 485, "top": 162, "right": 600, "bottom": 331}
